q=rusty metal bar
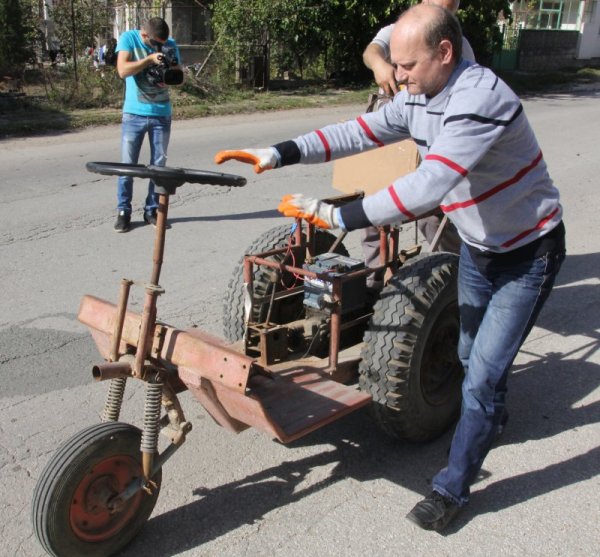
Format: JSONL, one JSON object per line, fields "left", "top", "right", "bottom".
{"left": 134, "top": 287, "right": 161, "bottom": 378}
{"left": 93, "top": 361, "right": 132, "bottom": 381}
{"left": 80, "top": 296, "right": 256, "bottom": 392}
{"left": 249, "top": 255, "right": 318, "bottom": 279}
{"left": 429, "top": 214, "right": 449, "bottom": 252}
{"left": 250, "top": 255, "right": 383, "bottom": 284}
{"left": 307, "top": 221, "right": 315, "bottom": 258}
{"left": 339, "top": 312, "right": 373, "bottom": 331}
{"left": 264, "top": 280, "right": 277, "bottom": 325}
{"left": 252, "top": 285, "right": 303, "bottom": 305}
{"left": 390, "top": 227, "right": 400, "bottom": 274}
{"left": 108, "top": 435, "right": 189, "bottom": 511}
{"left": 327, "top": 279, "right": 342, "bottom": 372}
{"left": 328, "top": 230, "right": 348, "bottom": 254}
{"left": 130, "top": 193, "right": 170, "bottom": 379}
{"left": 379, "top": 226, "right": 391, "bottom": 266}
{"left": 142, "top": 453, "right": 155, "bottom": 486}
{"left": 160, "top": 382, "right": 190, "bottom": 445}
{"left": 294, "top": 218, "right": 303, "bottom": 247}
{"left": 251, "top": 245, "right": 304, "bottom": 259}
{"left": 150, "top": 194, "right": 169, "bottom": 286}
{"left": 110, "top": 278, "right": 133, "bottom": 362}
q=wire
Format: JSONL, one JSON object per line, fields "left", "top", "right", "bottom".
{"left": 279, "top": 229, "right": 304, "bottom": 289}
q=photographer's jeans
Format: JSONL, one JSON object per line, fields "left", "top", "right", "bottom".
{"left": 117, "top": 113, "right": 172, "bottom": 215}
{"left": 432, "top": 241, "right": 565, "bottom": 506}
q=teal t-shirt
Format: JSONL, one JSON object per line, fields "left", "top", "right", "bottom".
{"left": 116, "top": 30, "right": 181, "bottom": 117}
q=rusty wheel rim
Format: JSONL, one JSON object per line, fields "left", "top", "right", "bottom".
{"left": 70, "top": 455, "right": 143, "bottom": 542}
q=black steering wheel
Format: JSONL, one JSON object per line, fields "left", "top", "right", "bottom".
{"left": 86, "top": 162, "right": 246, "bottom": 194}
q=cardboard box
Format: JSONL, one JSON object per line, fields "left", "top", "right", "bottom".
{"left": 331, "top": 139, "right": 419, "bottom": 196}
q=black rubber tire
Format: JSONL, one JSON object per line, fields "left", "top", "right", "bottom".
{"left": 32, "top": 422, "right": 161, "bottom": 557}
{"left": 223, "top": 223, "right": 348, "bottom": 342}
{"left": 358, "top": 252, "right": 463, "bottom": 442}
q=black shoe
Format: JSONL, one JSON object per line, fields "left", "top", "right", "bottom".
{"left": 143, "top": 210, "right": 157, "bottom": 227}
{"left": 114, "top": 211, "right": 131, "bottom": 233}
{"left": 406, "top": 491, "right": 462, "bottom": 531}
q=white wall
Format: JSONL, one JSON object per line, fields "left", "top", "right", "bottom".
{"left": 577, "top": 0, "right": 600, "bottom": 58}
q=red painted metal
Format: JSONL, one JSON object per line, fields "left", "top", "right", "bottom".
{"left": 79, "top": 295, "right": 371, "bottom": 444}
{"left": 69, "top": 454, "right": 143, "bottom": 542}
{"left": 110, "top": 279, "right": 132, "bottom": 362}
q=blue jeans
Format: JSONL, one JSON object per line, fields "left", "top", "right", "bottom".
{"left": 117, "top": 113, "right": 171, "bottom": 215}
{"left": 432, "top": 240, "right": 565, "bottom": 505}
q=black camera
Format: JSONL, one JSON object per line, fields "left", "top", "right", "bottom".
{"left": 145, "top": 45, "right": 184, "bottom": 86}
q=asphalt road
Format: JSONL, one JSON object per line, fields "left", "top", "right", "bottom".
{"left": 1, "top": 92, "right": 599, "bottom": 556}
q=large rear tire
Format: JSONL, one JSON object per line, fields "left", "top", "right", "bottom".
{"left": 32, "top": 422, "right": 161, "bottom": 557}
{"left": 222, "top": 224, "right": 348, "bottom": 342}
{"left": 359, "top": 253, "right": 463, "bottom": 442}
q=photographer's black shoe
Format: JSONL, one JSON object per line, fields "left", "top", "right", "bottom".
{"left": 143, "top": 210, "right": 158, "bottom": 227}
{"left": 406, "top": 491, "right": 462, "bottom": 531}
{"left": 114, "top": 211, "right": 131, "bottom": 233}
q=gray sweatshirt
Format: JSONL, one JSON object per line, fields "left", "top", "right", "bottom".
{"left": 275, "top": 60, "right": 562, "bottom": 254}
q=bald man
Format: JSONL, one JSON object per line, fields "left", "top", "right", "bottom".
{"left": 361, "top": 0, "right": 473, "bottom": 272}
{"left": 215, "top": 4, "right": 565, "bottom": 532}
{"left": 363, "top": 0, "right": 475, "bottom": 100}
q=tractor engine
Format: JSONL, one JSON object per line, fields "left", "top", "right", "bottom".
{"left": 244, "top": 252, "right": 369, "bottom": 365}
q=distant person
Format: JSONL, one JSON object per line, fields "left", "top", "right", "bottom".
{"left": 113, "top": 17, "right": 183, "bottom": 232}
{"left": 48, "top": 37, "right": 60, "bottom": 66}
{"left": 104, "top": 38, "right": 118, "bottom": 67}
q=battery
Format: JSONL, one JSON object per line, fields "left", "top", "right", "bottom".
{"left": 303, "top": 253, "right": 366, "bottom": 314}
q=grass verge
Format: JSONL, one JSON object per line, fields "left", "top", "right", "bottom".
{"left": 1, "top": 67, "right": 598, "bottom": 139}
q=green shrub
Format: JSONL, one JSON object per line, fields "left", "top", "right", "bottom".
{"left": 43, "top": 61, "right": 124, "bottom": 109}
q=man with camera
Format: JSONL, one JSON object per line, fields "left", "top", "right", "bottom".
{"left": 114, "top": 17, "right": 183, "bottom": 232}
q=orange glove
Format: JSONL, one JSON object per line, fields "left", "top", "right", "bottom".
{"left": 277, "top": 194, "right": 339, "bottom": 230}
{"left": 214, "top": 147, "right": 279, "bottom": 174}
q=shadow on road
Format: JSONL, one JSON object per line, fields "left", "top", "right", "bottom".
{"left": 119, "top": 251, "right": 599, "bottom": 555}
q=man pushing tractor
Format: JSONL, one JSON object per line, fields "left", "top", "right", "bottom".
{"left": 215, "top": 3, "right": 565, "bottom": 532}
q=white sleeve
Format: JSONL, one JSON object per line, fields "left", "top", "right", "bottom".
{"left": 370, "top": 24, "right": 394, "bottom": 61}
{"left": 462, "top": 37, "right": 476, "bottom": 63}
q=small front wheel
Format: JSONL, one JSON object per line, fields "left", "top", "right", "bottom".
{"left": 32, "top": 422, "right": 161, "bottom": 557}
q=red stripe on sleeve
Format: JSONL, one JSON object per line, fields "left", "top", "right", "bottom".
{"left": 441, "top": 151, "right": 543, "bottom": 213}
{"left": 501, "top": 207, "right": 560, "bottom": 248}
{"left": 425, "top": 154, "right": 468, "bottom": 177}
{"left": 315, "top": 130, "right": 331, "bottom": 162}
{"left": 357, "top": 116, "right": 384, "bottom": 147}
{"left": 387, "top": 185, "right": 416, "bottom": 220}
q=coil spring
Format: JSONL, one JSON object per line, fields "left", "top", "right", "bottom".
{"left": 101, "top": 377, "right": 127, "bottom": 422}
{"left": 141, "top": 380, "right": 163, "bottom": 454}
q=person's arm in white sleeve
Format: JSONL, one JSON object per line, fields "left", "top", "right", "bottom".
{"left": 362, "top": 24, "right": 398, "bottom": 97}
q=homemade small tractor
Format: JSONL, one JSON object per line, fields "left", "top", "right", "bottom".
{"left": 32, "top": 162, "right": 463, "bottom": 557}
